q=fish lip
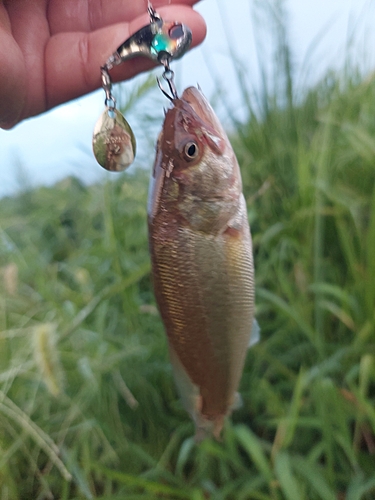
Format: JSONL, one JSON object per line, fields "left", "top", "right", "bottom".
{"left": 178, "top": 87, "right": 226, "bottom": 137}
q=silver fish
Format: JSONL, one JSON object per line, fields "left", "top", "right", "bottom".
{"left": 148, "top": 87, "right": 256, "bottom": 439}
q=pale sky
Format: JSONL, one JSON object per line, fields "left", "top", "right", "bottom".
{"left": 0, "top": 0, "right": 374, "bottom": 197}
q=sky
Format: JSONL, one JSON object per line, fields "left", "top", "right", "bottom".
{"left": 0, "top": 0, "right": 374, "bottom": 197}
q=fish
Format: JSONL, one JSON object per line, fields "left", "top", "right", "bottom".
{"left": 148, "top": 87, "right": 257, "bottom": 440}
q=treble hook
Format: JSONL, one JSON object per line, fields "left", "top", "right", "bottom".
{"left": 157, "top": 60, "right": 179, "bottom": 101}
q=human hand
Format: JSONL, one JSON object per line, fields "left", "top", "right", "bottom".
{"left": 0, "top": 0, "right": 206, "bottom": 129}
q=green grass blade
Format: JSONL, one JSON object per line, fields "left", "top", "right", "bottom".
{"left": 234, "top": 425, "right": 273, "bottom": 482}
{"left": 290, "top": 455, "right": 336, "bottom": 500}
{"left": 274, "top": 452, "right": 302, "bottom": 500}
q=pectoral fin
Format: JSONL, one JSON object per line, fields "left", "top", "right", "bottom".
{"left": 249, "top": 318, "right": 260, "bottom": 347}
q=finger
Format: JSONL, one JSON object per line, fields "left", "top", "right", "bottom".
{"left": 6, "top": 0, "right": 52, "bottom": 122}
{"left": 0, "top": 30, "right": 26, "bottom": 128}
{"left": 44, "top": 6, "right": 206, "bottom": 111}
{"left": 48, "top": 0, "right": 203, "bottom": 33}
{"left": 0, "top": 2, "right": 47, "bottom": 128}
{"left": 0, "top": 5, "right": 24, "bottom": 128}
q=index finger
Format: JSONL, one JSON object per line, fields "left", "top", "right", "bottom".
{"left": 48, "top": 0, "right": 203, "bottom": 33}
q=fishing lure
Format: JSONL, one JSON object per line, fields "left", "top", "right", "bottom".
{"left": 93, "top": 3, "right": 191, "bottom": 171}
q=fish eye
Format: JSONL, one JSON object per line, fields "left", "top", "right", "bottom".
{"left": 183, "top": 141, "right": 199, "bottom": 161}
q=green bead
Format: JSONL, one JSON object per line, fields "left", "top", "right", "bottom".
{"left": 151, "top": 34, "right": 172, "bottom": 56}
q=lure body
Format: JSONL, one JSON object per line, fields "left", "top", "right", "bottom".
{"left": 148, "top": 87, "right": 255, "bottom": 439}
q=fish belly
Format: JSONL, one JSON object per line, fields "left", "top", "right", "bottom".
{"left": 149, "top": 200, "right": 255, "bottom": 429}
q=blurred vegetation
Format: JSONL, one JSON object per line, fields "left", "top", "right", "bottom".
{"left": 0, "top": 1, "right": 375, "bottom": 499}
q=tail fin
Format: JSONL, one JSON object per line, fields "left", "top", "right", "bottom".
{"left": 194, "top": 414, "right": 224, "bottom": 442}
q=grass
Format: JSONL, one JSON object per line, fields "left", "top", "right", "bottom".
{"left": 0, "top": 2, "right": 375, "bottom": 498}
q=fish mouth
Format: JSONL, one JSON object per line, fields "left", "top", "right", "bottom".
{"left": 178, "top": 87, "right": 226, "bottom": 138}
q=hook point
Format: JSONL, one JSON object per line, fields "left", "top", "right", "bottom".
{"left": 157, "top": 77, "right": 175, "bottom": 102}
